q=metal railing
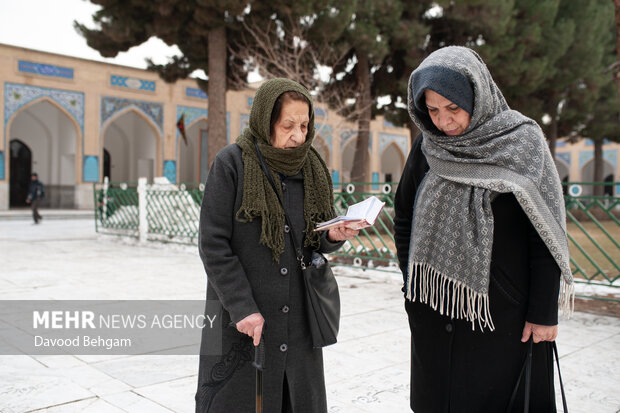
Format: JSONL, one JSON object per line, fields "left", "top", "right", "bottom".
{"left": 94, "top": 180, "right": 619, "bottom": 293}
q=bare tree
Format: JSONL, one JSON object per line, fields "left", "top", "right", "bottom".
{"left": 230, "top": 14, "right": 374, "bottom": 150}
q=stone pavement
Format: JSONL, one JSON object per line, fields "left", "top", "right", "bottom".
{"left": 0, "top": 218, "right": 618, "bottom": 412}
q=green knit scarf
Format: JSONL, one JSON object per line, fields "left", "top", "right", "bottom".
{"left": 235, "top": 78, "right": 334, "bottom": 261}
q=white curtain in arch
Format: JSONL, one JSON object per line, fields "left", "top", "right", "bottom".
{"left": 103, "top": 111, "right": 157, "bottom": 183}
{"left": 9, "top": 100, "right": 76, "bottom": 207}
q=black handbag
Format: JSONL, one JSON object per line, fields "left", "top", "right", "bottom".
{"left": 507, "top": 338, "right": 568, "bottom": 413}
{"left": 254, "top": 140, "right": 340, "bottom": 348}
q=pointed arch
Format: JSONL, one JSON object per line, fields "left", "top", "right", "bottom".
{"left": 5, "top": 96, "right": 82, "bottom": 185}
{"left": 380, "top": 141, "right": 406, "bottom": 183}
{"left": 100, "top": 107, "right": 162, "bottom": 182}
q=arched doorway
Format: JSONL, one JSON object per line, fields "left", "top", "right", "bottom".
{"left": 603, "top": 174, "right": 614, "bottom": 196}
{"left": 8, "top": 99, "right": 77, "bottom": 208}
{"left": 103, "top": 149, "right": 111, "bottom": 181}
{"left": 9, "top": 140, "right": 31, "bottom": 207}
{"left": 380, "top": 142, "right": 405, "bottom": 183}
{"left": 102, "top": 109, "right": 159, "bottom": 183}
{"left": 581, "top": 159, "right": 614, "bottom": 196}
{"left": 178, "top": 118, "right": 207, "bottom": 184}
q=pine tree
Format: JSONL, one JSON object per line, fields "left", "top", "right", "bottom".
{"left": 75, "top": 0, "right": 250, "bottom": 167}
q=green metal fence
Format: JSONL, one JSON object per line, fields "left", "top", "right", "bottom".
{"left": 94, "top": 182, "right": 139, "bottom": 238}
{"left": 563, "top": 183, "right": 619, "bottom": 288}
{"left": 94, "top": 181, "right": 619, "bottom": 292}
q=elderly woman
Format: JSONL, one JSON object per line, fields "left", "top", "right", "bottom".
{"left": 394, "top": 46, "right": 573, "bottom": 412}
{"left": 195, "top": 78, "right": 357, "bottom": 412}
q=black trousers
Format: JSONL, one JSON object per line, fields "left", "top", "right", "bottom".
{"left": 31, "top": 199, "right": 42, "bottom": 223}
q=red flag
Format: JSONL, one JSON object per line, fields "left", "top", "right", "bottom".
{"left": 177, "top": 113, "right": 188, "bottom": 145}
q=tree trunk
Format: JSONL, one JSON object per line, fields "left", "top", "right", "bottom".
{"left": 207, "top": 26, "right": 227, "bottom": 168}
{"left": 350, "top": 53, "right": 372, "bottom": 187}
{"left": 615, "top": 0, "right": 620, "bottom": 110}
{"left": 593, "top": 138, "right": 604, "bottom": 196}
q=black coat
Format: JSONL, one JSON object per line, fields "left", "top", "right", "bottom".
{"left": 195, "top": 144, "right": 342, "bottom": 413}
{"left": 394, "top": 135, "right": 561, "bottom": 413}
{"left": 27, "top": 180, "right": 44, "bottom": 201}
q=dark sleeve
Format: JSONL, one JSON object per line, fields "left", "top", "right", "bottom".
{"left": 198, "top": 151, "right": 260, "bottom": 323}
{"left": 525, "top": 222, "right": 561, "bottom": 325}
{"left": 318, "top": 231, "right": 345, "bottom": 254}
{"left": 394, "top": 134, "right": 429, "bottom": 285}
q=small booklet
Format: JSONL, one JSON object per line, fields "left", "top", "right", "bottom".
{"left": 314, "top": 196, "right": 385, "bottom": 231}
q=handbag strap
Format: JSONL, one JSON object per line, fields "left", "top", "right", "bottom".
{"left": 507, "top": 338, "right": 568, "bottom": 413}
{"left": 253, "top": 140, "right": 306, "bottom": 269}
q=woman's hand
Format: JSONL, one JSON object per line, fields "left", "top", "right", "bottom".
{"left": 236, "top": 313, "right": 264, "bottom": 346}
{"left": 521, "top": 321, "right": 558, "bottom": 343}
{"left": 327, "top": 226, "right": 359, "bottom": 242}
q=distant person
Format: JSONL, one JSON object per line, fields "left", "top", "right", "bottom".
{"left": 26, "top": 172, "right": 45, "bottom": 224}
{"left": 394, "top": 46, "right": 574, "bottom": 412}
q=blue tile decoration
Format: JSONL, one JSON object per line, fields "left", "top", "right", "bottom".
{"left": 110, "top": 75, "right": 156, "bottom": 92}
{"left": 186, "top": 87, "right": 207, "bottom": 100}
{"left": 555, "top": 152, "right": 571, "bottom": 167}
{"left": 0, "top": 151, "right": 4, "bottom": 180}
{"left": 372, "top": 172, "right": 380, "bottom": 189}
{"left": 101, "top": 96, "right": 163, "bottom": 133}
{"left": 314, "top": 108, "right": 327, "bottom": 117}
{"left": 5, "top": 83, "right": 84, "bottom": 134}
{"left": 18, "top": 60, "right": 74, "bottom": 79}
{"left": 83, "top": 156, "right": 99, "bottom": 182}
{"left": 578, "top": 147, "right": 616, "bottom": 169}
{"left": 163, "top": 160, "right": 176, "bottom": 183}
{"left": 240, "top": 114, "right": 249, "bottom": 133}
{"left": 332, "top": 170, "right": 340, "bottom": 188}
{"left": 555, "top": 141, "right": 567, "bottom": 147}
{"left": 176, "top": 105, "right": 208, "bottom": 131}
{"left": 579, "top": 151, "right": 594, "bottom": 169}
{"left": 585, "top": 139, "right": 593, "bottom": 146}
{"left": 248, "top": 97, "right": 254, "bottom": 107}
{"left": 384, "top": 119, "right": 395, "bottom": 128}
{"left": 379, "top": 133, "right": 408, "bottom": 156}
{"left": 315, "top": 124, "right": 333, "bottom": 151}
{"left": 604, "top": 149, "right": 617, "bottom": 168}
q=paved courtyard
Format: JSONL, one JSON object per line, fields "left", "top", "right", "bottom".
{"left": 0, "top": 215, "right": 618, "bottom": 412}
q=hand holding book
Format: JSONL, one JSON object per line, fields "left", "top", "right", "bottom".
{"left": 315, "top": 196, "right": 385, "bottom": 231}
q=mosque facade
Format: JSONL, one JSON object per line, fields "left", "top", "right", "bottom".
{"left": 0, "top": 43, "right": 617, "bottom": 210}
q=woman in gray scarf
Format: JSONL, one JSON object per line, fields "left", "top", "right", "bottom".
{"left": 394, "top": 46, "right": 573, "bottom": 412}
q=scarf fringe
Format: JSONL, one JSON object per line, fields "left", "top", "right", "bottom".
{"left": 559, "top": 277, "right": 575, "bottom": 318}
{"left": 407, "top": 261, "right": 495, "bottom": 331}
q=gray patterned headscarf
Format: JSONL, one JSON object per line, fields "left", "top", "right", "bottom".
{"left": 406, "top": 46, "right": 573, "bottom": 330}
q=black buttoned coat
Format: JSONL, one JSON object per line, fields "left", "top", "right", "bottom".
{"left": 195, "top": 144, "right": 342, "bottom": 413}
{"left": 394, "top": 135, "right": 561, "bottom": 413}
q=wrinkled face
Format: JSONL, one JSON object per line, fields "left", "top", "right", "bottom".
{"left": 424, "top": 89, "right": 471, "bottom": 136}
{"left": 270, "top": 100, "right": 310, "bottom": 149}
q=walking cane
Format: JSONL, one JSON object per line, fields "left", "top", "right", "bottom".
{"left": 252, "top": 334, "right": 265, "bottom": 413}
